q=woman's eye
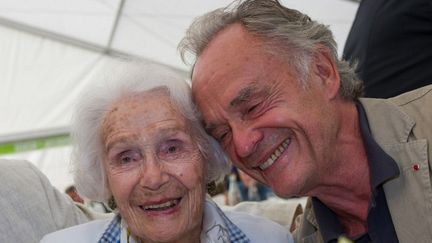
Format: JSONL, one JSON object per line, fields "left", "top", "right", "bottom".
{"left": 160, "top": 140, "right": 182, "bottom": 155}
{"left": 120, "top": 155, "right": 132, "bottom": 164}
{"left": 167, "top": 145, "right": 178, "bottom": 153}
{"left": 159, "top": 139, "right": 194, "bottom": 160}
{"left": 117, "top": 151, "right": 140, "bottom": 164}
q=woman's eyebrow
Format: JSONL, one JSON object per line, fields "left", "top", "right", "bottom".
{"left": 105, "top": 134, "right": 138, "bottom": 152}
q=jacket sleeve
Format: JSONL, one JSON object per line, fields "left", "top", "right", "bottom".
{"left": 0, "top": 159, "right": 90, "bottom": 243}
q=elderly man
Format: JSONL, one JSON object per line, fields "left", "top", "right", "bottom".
{"left": 179, "top": 0, "right": 432, "bottom": 242}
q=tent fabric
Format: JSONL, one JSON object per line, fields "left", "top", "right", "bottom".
{"left": 0, "top": 24, "right": 106, "bottom": 136}
{"left": 0, "top": 0, "right": 359, "bottom": 191}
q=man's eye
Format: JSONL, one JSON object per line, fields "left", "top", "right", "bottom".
{"left": 246, "top": 102, "right": 263, "bottom": 115}
{"left": 214, "top": 129, "right": 231, "bottom": 143}
{"left": 218, "top": 132, "right": 228, "bottom": 141}
{"left": 247, "top": 104, "right": 258, "bottom": 113}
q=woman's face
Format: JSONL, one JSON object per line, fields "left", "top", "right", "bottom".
{"left": 102, "top": 90, "right": 206, "bottom": 242}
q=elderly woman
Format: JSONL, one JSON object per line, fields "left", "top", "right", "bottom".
{"left": 41, "top": 60, "right": 292, "bottom": 243}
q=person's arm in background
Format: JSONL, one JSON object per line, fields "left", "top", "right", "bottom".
{"left": 0, "top": 159, "right": 93, "bottom": 243}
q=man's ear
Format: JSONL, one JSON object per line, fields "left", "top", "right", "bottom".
{"left": 312, "top": 45, "right": 340, "bottom": 100}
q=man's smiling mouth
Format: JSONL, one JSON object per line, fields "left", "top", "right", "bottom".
{"left": 259, "top": 138, "right": 291, "bottom": 170}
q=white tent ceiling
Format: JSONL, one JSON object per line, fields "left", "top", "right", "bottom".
{"left": 0, "top": 0, "right": 359, "bottom": 192}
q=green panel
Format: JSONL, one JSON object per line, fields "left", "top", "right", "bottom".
{"left": 0, "top": 134, "right": 71, "bottom": 155}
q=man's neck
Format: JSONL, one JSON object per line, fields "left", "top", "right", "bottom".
{"left": 314, "top": 102, "right": 372, "bottom": 236}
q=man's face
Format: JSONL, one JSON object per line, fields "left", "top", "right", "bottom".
{"left": 102, "top": 90, "right": 205, "bottom": 242}
{"left": 192, "top": 23, "right": 339, "bottom": 198}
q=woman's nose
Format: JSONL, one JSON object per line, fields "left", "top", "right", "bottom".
{"left": 139, "top": 158, "right": 170, "bottom": 190}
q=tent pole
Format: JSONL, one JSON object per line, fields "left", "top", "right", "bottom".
{"left": 106, "top": 0, "right": 126, "bottom": 52}
{"left": 0, "top": 127, "right": 70, "bottom": 144}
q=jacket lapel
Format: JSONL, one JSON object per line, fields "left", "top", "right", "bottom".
{"left": 361, "top": 98, "right": 432, "bottom": 242}
{"left": 381, "top": 141, "right": 432, "bottom": 243}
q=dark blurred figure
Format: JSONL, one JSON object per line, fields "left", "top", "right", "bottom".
{"left": 237, "top": 169, "right": 274, "bottom": 201}
{"left": 343, "top": 0, "right": 432, "bottom": 98}
{"left": 65, "top": 185, "right": 84, "bottom": 204}
{"left": 225, "top": 167, "right": 274, "bottom": 205}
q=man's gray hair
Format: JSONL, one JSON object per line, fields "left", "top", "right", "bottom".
{"left": 178, "top": 0, "right": 363, "bottom": 100}
{"left": 71, "top": 59, "right": 230, "bottom": 203}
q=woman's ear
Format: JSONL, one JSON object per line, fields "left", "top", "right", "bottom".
{"left": 312, "top": 45, "right": 340, "bottom": 100}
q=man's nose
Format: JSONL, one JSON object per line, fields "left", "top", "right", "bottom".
{"left": 139, "top": 158, "right": 169, "bottom": 190}
{"left": 231, "top": 124, "right": 262, "bottom": 158}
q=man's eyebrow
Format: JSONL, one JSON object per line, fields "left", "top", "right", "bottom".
{"left": 229, "top": 86, "right": 256, "bottom": 108}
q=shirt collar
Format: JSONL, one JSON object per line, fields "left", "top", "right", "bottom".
{"left": 99, "top": 197, "right": 251, "bottom": 243}
{"left": 356, "top": 102, "right": 400, "bottom": 187}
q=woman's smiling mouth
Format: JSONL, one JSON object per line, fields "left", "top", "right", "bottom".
{"left": 141, "top": 198, "right": 181, "bottom": 211}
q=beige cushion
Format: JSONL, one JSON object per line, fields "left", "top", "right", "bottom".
{"left": 221, "top": 197, "right": 307, "bottom": 232}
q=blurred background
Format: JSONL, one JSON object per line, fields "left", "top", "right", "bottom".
{"left": 0, "top": 0, "right": 359, "bottom": 197}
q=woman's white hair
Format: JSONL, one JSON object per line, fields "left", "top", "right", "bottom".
{"left": 71, "top": 58, "right": 230, "bottom": 203}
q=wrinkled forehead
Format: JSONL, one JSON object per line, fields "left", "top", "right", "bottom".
{"left": 109, "top": 89, "right": 169, "bottom": 113}
{"left": 190, "top": 23, "right": 269, "bottom": 99}
{"left": 102, "top": 90, "right": 190, "bottom": 134}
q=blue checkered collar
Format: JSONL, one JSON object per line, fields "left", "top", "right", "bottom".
{"left": 97, "top": 196, "right": 250, "bottom": 243}
{"left": 98, "top": 214, "right": 121, "bottom": 243}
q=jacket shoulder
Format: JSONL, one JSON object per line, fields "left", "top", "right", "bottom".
{"left": 389, "top": 84, "right": 432, "bottom": 106}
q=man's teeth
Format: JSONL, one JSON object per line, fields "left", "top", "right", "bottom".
{"left": 259, "top": 139, "right": 290, "bottom": 170}
{"left": 144, "top": 199, "right": 179, "bottom": 211}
